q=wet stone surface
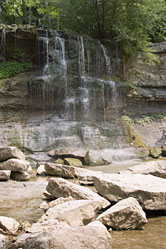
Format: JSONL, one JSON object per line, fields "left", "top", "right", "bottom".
{"left": 0, "top": 177, "right": 48, "bottom": 223}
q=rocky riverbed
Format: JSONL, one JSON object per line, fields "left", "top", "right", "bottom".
{"left": 1, "top": 147, "right": 166, "bottom": 248}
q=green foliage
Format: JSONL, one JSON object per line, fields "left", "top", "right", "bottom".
{"left": 1, "top": 0, "right": 166, "bottom": 58}
{"left": 122, "top": 115, "right": 133, "bottom": 125}
{"left": 0, "top": 61, "right": 33, "bottom": 79}
{"left": 134, "top": 113, "right": 166, "bottom": 125}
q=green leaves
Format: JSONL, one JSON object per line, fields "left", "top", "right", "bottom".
{"left": 0, "top": 61, "right": 33, "bottom": 79}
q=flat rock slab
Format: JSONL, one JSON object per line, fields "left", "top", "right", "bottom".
{"left": 45, "top": 162, "right": 102, "bottom": 181}
{"left": 0, "top": 159, "right": 30, "bottom": 171}
{"left": 93, "top": 173, "right": 166, "bottom": 210}
{"left": 0, "top": 147, "right": 25, "bottom": 162}
{"left": 46, "top": 178, "right": 110, "bottom": 209}
{"left": 97, "top": 197, "right": 147, "bottom": 230}
{"left": 119, "top": 160, "right": 166, "bottom": 178}
{"left": 23, "top": 221, "right": 112, "bottom": 249}
{"left": 0, "top": 216, "right": 19, "bottom": 235}
{"left": 48, "top": 148, "right": 87, "bottom": 160}
{"left": 27, "top": 200, "right": 100, "bottom": 234}
{"left": 0, "top": 170, "right": 11, "bottom": 180}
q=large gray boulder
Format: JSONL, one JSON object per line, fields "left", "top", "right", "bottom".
{"left": 45, "top": 163, "right": 76, "bottom": 178}
{"left": 119, "top": 160, "right": 166, "bottom": 178}
{"left": 26, "top": 200, "right": 100, "bottom": 234}
{"left": 93, "top": 173, "right": 166, "bottom": 210}
{"left": 23, "top": 221, "right": 112, "bottom": 249}
{"left": 0, "top": 147, "right": 25, "bottom": 162}
{"left": 0, "top": 170, "right": 11, "bottom": 180}
{"left": 48, "top": 148, "right": 87, "bottom": 161}
{"left": 0, "top": 159, "right": 30, "bottom": 171}
{"left": 97, "top": 197, "right": 147, "bottom": 230}
{"left": 45, "top": 162, "right": 102, "bottom": 181}
{"left": 85, "top": 150, "right": 109, "bottom": 166}
{"left": 46, "top": 178, "right": 110, "bottom": 209}
{"left": 0, "top": 216, "right": 19, "bottom": 235}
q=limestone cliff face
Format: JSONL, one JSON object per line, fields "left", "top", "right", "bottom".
{"left": 125, "top": 43, "right": 166, "bottom": 115}
{"left": 1, "top": 26, "right": 166, "bottom": 151}
{"left": 0, "top": 26, "right": 127, "bottom": 151}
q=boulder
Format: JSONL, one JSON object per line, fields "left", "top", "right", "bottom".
{"left": 0, "top": 170, "right": 11, "bottom": 180}
{"left": 97, "top": 197, "right": 147, "bottom": 230}
{"left": 0, "top": 216, "right": 19, "bottom": 235}
{"left": 149, "top": 147, "right": 162, "bottom": 158}
{"left": 93, "top": 174, "right": 166, "bottom": 210}
{"left": 0, "top": 159, "right": 30, "bottom": 171}
{"left": 119, "top": 159, "right": 166, "bottom": 178}
{"left": 23, "top": 221, "right": 112, "bottom": 249}
{"left": 85, "top": 150, "right": 108, "bottom": 166}
{"left": 47, "top": 148, "right": 87, "bottom": 163}
{"left": 26, "top": 200, "right": 101, "bottom": 234}
{"left": 64, "top": 158, "right": 83, "bottom": 167}
{"left": 45, "top": 163, "right": 76, "bottom": 178}
{"left": 54, "top": 158, "right": 64, "bottom": 164}
{"left": 39, "top": 197, "right": 73, "bottom": 211}
{"left": 11, "top": 169, "right": 36, "bottom": 181}
{"left": 46, "top": 178, "right": 110, "bottom": 209}
{"left": 0, "top": 147, "right": 25, "bottom": 162}
{"left": 45, "top": 162, "right": 102, "bottom": 181}
{"left": 8, "top": 233, "right": 38, "bottom": 249}
{"left": 37, "top": 165, "right": 46, "bottom": 175}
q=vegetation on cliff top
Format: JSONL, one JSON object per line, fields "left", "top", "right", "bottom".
{"left": 1, "top": 0, "right": 166, "bottom": 58}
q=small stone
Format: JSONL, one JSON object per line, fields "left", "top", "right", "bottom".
{"left": 0, "top": 170, "right": 11, "bottom": 180}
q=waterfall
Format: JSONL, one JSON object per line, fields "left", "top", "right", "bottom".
{"left": 55, "top": 31, "right": 69, "bottom": 117}
{"left": 78, "top": 36, "right": 90, "bottom": 121}
{"left": 100, "top": 42, "right": 111, "bottom": 75}
{"left": 99, "top": 42, "right": 118, "bottom": 115}
{"left": 78, "top": 36, "right": 86, "bottom": 79}
{"left": 55, "top": 32, "right": 67, "bottom": 89}
{"left": 1, "top": 28, "right": 6, "bottom": 58}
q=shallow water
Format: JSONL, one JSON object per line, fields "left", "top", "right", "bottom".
{"left": 0, "top": 177, "right": 48, "bottom": 223}
{"left": 112, "top": 216, "right": 166, "bottom": 249}
{"left": 0, "top": 164, "right": 166, "bottom": 249}
{"left": 89, "top": 162, "right": 166, "bottom": 249}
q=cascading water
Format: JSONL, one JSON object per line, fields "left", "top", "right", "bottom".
{"left": 1, "top": 28, "right": 6, "bottom": 58}
{"left": 0, "top": 28, "right": 139, "bottom": 162}
{"left": 78, "top": 36, "right": 90, "bottom": 121}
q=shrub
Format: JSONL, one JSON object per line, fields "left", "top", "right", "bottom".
{"left": 0, "top": 61, "right": 33, "bottom": 79}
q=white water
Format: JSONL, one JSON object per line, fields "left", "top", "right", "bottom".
{"left": 100, "top": 42, "right": 111, "bottom": 75}
{"left": 1, "top": 28, "right": 6, "bottom": 57}
{"left": 78, "top": 36, "right": 90, "bottom": 120}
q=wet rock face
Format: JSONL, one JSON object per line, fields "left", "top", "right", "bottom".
{"left": 23, "top": 221, "right": 112, "bottom": 249}
{"left": 125, "top": 42, "right": 166, "bottom": 115}
{"left": 0, "top": 27, "right": 128, "bottom": 151}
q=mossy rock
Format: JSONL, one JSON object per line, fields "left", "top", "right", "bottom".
{"left": 122, "top": 117, "right": 146, "bottom": 148}
{"left": 84, "top": 151, "right": 108, "bottom": 166}
{"left": 149, "top": 147, "right": 162, "bottom": 158}
{"left": 64, "top": 158, "right": 83, "bottom": 167}
{"left": 54, "top": 158, "right": 64, "bottom": 165}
